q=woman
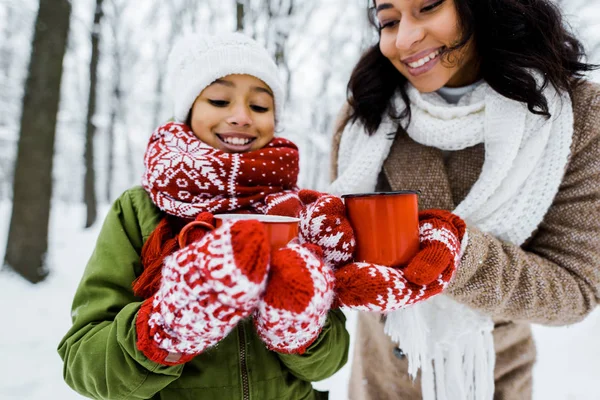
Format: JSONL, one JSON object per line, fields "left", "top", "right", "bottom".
{"left": 329, "top": 0, "right": 600, "bottom": 399}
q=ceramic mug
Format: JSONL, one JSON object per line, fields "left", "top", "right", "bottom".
{"left": 214, "top": 214, "right": 300, "bottom": 252}
{"left": 342, "top": 190, "right": 420, "bottom": 267}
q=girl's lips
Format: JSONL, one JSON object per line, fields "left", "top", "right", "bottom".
{"left": 216, "top": 134, "right": 256, "bottom": 153}
{"left": 218, "top": 132, "right": 255, "bottom": 139}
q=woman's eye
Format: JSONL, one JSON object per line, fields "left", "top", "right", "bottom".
{"left": 379, "top": 20, "right": 399, "bottom": 31}
{"left": 421, "top": 0, "right": 444, "bottom": 12}
{"left": 250, "top": 105, "right": 269, "bottom": 113}
{"left": 208, "top": 99, "right": 229, "bottom": 107}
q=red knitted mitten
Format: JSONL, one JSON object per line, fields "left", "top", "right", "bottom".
{"left": 402, "top": 209, "right": 466, "bottom": 285}
{"left": 136, "top": 219, "right": 270, "bottom": 365}
{"left": 334, "top": 261, "right": 455, "bottom": 312}
{"left": 263, "top": 190, "right": 303, "bottom": 217}
{"left": 298, "top": 189, "right": 355, "bottom": 268}
{"left": 254, "top": 243, "right": 335, "bottom": 354}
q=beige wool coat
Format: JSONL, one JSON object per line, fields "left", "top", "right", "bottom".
{"left": 330, "top": 81, "right": 600, "bottom": 399}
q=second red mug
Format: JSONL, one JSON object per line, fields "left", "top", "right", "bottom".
{"left": 342, "top": 190, "right": 420, "bottom": 268}
{"left": 214, "top": 214, "right": 300, "bottom": 252}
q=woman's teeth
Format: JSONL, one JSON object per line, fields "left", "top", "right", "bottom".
{"left": 222, "top": 136, "right": 252, "bottom": 145}
{"left": 407, "top": 48, "right": 442, "bottom": 68}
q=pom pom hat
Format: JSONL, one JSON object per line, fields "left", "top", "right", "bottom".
{"left": 166, "top": 32, "right": 285, "bottom": 124}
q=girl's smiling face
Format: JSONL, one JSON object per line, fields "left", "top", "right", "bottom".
{"left": 375, "top": 0, "right": 480, "bottom": 92}
{"left": 189, "top": 74, "right": 276, "bottom": 153}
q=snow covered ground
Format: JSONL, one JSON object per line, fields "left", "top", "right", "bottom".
{"left": 0, "top": 201, "right": 599, "bottom": 399}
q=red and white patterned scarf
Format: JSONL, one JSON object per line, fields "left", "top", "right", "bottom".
{"left": 142, "top": 122, "right": 301, "bottom": 218}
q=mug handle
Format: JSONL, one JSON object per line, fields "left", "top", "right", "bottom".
{"left": 178, "top": 220, "right": 215, "bottom": 248}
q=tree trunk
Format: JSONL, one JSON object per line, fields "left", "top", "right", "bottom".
{"left": 105, "top": 0, "right": 124, "bottom": 202}
{"left": 106, "top": 87, "right": 117, "bottom": 202}
{"left": 236, "top": 1, "right": 245, "bottom": 31}
{"left": 3, "top": 0, "right": 71, "bottom": 283}
{"left": 84, "top": 0, "right": 104, "bottom": 228}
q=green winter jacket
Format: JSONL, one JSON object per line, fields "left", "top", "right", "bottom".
{"left": 58, "top": 186, "right": 349, "bottom": 400}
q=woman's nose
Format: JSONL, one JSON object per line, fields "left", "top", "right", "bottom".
{"left": 395, "top": 19, "right": 425, "bottom": 52}
{"left": 227, "top": 105, "right": 252, "bottom": 127}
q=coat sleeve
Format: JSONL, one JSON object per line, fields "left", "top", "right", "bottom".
{"left": 447, "top": 85, "right": 600, "bottom": 325}
{"left": 275, "top": 308, "right": 349, "bottom": 381}
{"left": 57, "top": 189, "right": 182, "bottom": 399}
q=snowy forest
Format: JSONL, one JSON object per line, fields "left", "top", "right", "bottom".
{"left": 1, "top": 0, "right": 599, "bottom": 399}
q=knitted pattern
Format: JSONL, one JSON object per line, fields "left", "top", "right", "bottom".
{"left": 298, "top": 190, "right": 356, "bottom": 268}
{"left": 142, "top": 122, "right": 300, "bottom": 219}
{"left": 403, "top": 210, "right": 466, "bottom": 285}
{"left": 334, "top": 260, "right": 454, "bottom": 312}
{"left": 254, "top": 243, "right": 334, "bottom": 354}
{"left": 136, "top": 219, "right": 270, "bottom": 365}
{"left": 138, "top": 122, "right": 338, "bottom": 358}
{"left": 259, "top": 190, "right": 302, "bottom": 217}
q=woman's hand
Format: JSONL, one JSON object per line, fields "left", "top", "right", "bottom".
{"left": 334, "top": 261, "right": 455, "bottom": 312}
{"left": 333, "top": 209, "right": 466, "bottom": 312}
{"left": 254, "top": 243, "right": 335, "bottom": 354}
{"left": 298, "top": 189, "right": 356, "bottom": 268}
{"left": 136, "top": 219, "right": 270, "bottom": 365}
{"left": 402, "top": 209, "right": 466, "bottom": 285}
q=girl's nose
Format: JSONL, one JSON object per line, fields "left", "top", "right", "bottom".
{"left": 227, "top": 105, "right": 252, "bottom": 127}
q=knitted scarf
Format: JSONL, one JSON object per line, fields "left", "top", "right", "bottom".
{"left": 329, "top": 81, "right": 573, "bottom": 400}
{"left": 142, "top": 122, "right": 300, "bottom": 218}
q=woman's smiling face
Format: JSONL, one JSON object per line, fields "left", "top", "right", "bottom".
{"left": 375, "top": 0, "right": 480, "bottom": 92}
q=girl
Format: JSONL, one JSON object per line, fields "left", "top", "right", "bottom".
{"left": 58, "top": 32, "right": 350, "bottom": 400}
{"left": 329, "top": 0, "right": 600, "bottom": 399}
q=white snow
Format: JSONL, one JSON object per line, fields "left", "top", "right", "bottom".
{"left": 1, "top": 202, "right": 599, "bottom": 399}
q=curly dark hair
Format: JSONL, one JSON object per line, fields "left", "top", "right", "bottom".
{"left": 346, "top": 0, "right": 598, "bottom": 135}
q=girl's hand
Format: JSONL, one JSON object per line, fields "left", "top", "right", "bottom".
{"left": 136, "top": 219, "right": 270, "bottom": 365}
{"left": 254, "top": 243, "right": 335, "bottom": 354}
{"left": 263, "top": 190, "right": 303, "bottom": 217}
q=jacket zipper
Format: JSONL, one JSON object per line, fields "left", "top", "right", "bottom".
{"left": 239, "top": 323, "right": 250, "bottom": 400}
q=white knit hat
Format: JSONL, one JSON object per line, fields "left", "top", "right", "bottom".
{"left": 166, "top": 32, "right": 285, "bottom": 124}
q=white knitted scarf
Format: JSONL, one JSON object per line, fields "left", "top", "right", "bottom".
{"left": 329, "top": 81, "right": 573, "bottom": 400}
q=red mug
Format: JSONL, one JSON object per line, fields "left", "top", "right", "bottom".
{"left": 342, "top": 190, "right": 420, "bottom": 267}
{"left": 214, "top": 214, "right": 300, "bottom": 253}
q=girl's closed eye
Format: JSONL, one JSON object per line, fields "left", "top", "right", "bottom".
{"left": 208, "top": 99, "right": 229, "bottom": 107}
{"left": 250, "top": 105, "right": 269, "bottom": 113}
